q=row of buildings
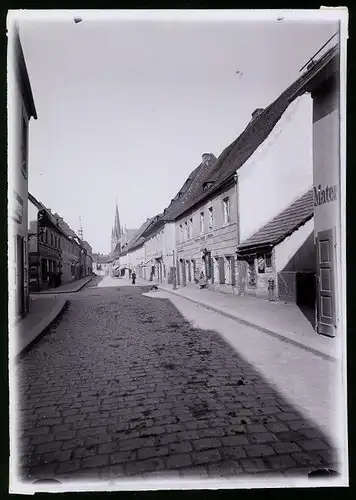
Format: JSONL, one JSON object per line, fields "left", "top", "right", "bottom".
{"left": 28, "top": 193, "right": 93, "bottom": 293}
{"left": 9, "top": 24, "right": 93, "bottom": 320}
{"left": 106, "top": 42, "right": 341, "bottom": 338}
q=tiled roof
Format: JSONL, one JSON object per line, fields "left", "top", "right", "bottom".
{"left": 94, "top": 254, "right": 110, "bottom": 264}
{"left": 122, "top": 217, "right": 157, "bottom": 254}
{"left": 173, "top": 45, "right": 338, "bottom": 220}
{"left": 29, "top": 193, "right": 72, "bottom": 239}
{"left": 140, "top": 214, "right": 165, "bottom": 239}
{"left": 162, "top": 154, "right": 217, "bottom": 222}
{"left": 237, "top": 189, "right": 314, "bottom": 251}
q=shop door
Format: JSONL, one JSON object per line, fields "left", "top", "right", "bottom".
{"left": 204, "top": 252, "right": 212, "bottom": 280}
{"left": 181, "top": 259, "right": 186, "bottom": 286}
{"left": 316, "top": 229, "right": 336, "bottom": 337}
{"left": 16, "top": 236, "right": 24, "bottom": 317}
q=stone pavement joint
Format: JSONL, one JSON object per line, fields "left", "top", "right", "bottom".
{"left": 16, "top": 283, "right": 340, "bottom": 482}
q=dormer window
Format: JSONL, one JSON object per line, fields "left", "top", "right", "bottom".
{"left": 203, "top": 180, "right": 215, "bottom": 191}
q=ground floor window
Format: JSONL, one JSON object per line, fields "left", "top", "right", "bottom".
{"left": 213, "top": 257, "right": 219, "bottom": 284}
{"left": 257, "top": 252, "right": 273, "bottom": 274}
{"left": 224, "top": 256, "right": 231, "bottom": 285}
{"left": 186, "top": 260, "right": 192, "bottom": 282}
{"left": 218, "top": 256, "right": 225, "bottom": 284}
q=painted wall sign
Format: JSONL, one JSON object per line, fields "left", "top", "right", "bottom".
{"left": 314, "top": 184, "right": 338, "bottom": 207}
{"left": 13, "top": 191, "right": 23, "bottom": 224}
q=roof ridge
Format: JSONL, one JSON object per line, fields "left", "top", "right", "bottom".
{"left": 173, "top": 45, "right": 338, "bottom": 220}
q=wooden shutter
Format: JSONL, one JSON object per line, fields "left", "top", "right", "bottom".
{"left": 219, "top": 257, "right": 225, "bottom": 284}
{"left": 230, "top": 255, "right": 236, "bottom": 285}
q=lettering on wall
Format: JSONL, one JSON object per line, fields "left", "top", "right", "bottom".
{"left": 314, "top": 184, "right": 338, "bottom": 207}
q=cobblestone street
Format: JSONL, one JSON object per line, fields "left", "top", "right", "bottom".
{"left": 15, "top": 277, "right": 340, "bottom": 482}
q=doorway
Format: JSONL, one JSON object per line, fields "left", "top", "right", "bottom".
{"left": 16, "top": 235, "right": 24, "bottom": 317}
{"left": 316, "top": 229, "right": 336, "bottom": 337}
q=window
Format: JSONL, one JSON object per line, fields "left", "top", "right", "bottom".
{"left": 208, "top": 207, "right": 213, "bottom": 230}
{"left": 185, "top": 221, "right": 189, "bottom": 239}
{"left": 223, "top": 197, "right": 230, "bottom": 225}
{"left": 50, "top": 233, "right": 53, "bottom": 247}
{"left": 180, "top": 224, "right": 183, "bottom": 241}
{"left": 189, "top": 218, "right": 193, "bottom": 238}
{"left": 200, "top": 212, "right": 204, "bottom": 233}
{"left": 224, "top": 256, "right": 231, "bottom": 285}
{"left": 257, "top": 252, "right": 273, "bottom": 274}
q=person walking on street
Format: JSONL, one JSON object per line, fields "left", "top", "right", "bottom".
{"left": 132, "top": 271, "right": 136, "bottom": 285}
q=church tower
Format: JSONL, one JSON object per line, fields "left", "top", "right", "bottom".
{"left": 111, "top": 200, "right": 121, "bottom": 253}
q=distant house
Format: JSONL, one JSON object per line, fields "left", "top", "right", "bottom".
{"left": 119, "top": 217, "right": 156, "bottom": 279}
{"left": 81, "top": 240, "right": 93, "bottom": 276}
{"left": 28, "top": 194, "right": 94, "bottom": 291}
{"left": 93, "top": 254, "right": 111, "bottom": 275}
{"left": 28, "top": 194, "right": 66, "bottom": 292}
{"left": 140, "top": 214, "right": 166, "bottom": 282}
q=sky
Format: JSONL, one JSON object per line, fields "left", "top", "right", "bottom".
{"left": 18, "top": 13, "right": 337, "bottom": 254}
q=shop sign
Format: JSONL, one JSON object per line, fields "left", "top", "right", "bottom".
{"left": 39, "top": 246, "right": 60, "bottom": 260}
{"left": 314, "top": 184, "right": 338, "bottom": 207}
{"left": 13, "top": 191, "right": 23, "bottom": 224}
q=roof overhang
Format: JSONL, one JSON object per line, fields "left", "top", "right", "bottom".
{"left": 14, "top": 26, "right": 38, "bottom": 120}
{"left": 141, "top": 217, "right": 165, "bottom": 239}
{"left": 236, "top": 242, "right": 275, "bottom": 258}
{"left": 288, "top": 45, "right": 339, "bottom": 102}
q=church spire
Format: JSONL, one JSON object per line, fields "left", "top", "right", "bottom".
{"left": 113, "top": 199, "right": 121, "bottom": 239}
{"left": 111, "top": 199, "right": 122, "bottom": 253}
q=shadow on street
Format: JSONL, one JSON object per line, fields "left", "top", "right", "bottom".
{"left": 16, "top": 286, "right": 340, "bottom": 482}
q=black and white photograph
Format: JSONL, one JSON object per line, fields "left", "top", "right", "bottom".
{"left": 8, "top": 9, "right": 348, "bottom": 492}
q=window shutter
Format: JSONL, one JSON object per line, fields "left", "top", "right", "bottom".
{"left": 230, "top": 255, "right": 236, "bottom": 285}
{"left": 219, "top": 257, "right": 225, "bottom": 284}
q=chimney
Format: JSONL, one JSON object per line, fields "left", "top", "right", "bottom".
{"left": 251, "top": 108, "right": 264, "bottom": 120}
{"left": 202, "top": 153, "right": 212, "bottom": 163}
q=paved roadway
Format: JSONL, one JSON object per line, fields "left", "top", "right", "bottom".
{"left": 15, "top": 276, "right": 341, "bottom": 483}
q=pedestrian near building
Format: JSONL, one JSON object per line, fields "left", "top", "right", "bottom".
{"left": 132, "top": 271, "right": 136, "bottom": 285}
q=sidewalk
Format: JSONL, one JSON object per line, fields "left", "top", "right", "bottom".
{"left": 31, "top": 275, "right": 93, "bottom": 295}
{"left": 120, "top": 277, "right": 340, "bottom": 362}
{"left": 13, "top": 295, "right": 68, "bottom": 358}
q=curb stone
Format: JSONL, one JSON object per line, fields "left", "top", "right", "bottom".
{"left": 156, "top": 286, "right": 337, "bottom": 363}
{"left": 15, "top": 299, "right": 69, "bottom": 360}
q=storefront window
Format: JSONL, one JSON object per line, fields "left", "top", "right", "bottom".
{"left": 257, "top": 252, "right": 273, "bottom": 274}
